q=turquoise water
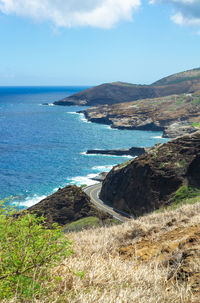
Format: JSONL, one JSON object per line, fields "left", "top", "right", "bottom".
{"left": 0, "top": 86, "right": 168, "bottom": 208}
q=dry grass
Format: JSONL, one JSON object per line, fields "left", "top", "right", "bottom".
{"left": 6, "top": 201, "right": 200, "bottom": 302}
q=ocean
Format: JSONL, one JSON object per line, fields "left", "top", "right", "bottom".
{"left": 0, "top": 86, "right": 168, "bottom": 209}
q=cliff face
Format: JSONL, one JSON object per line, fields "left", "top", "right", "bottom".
{"left": 28, "top": 185, "right": 111, "bottom": 226}
{"left": 83, "top": 93, "right": 200, "bottom": 138}
{"left": 100, "top": 132, "right": 200, "bottom": 216}
{"left": 54, "top": 68, "right": 200, "bottom": 107}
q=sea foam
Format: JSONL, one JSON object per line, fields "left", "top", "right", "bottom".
{"left": 13, "top": 194, "right": 47, "bottom": 208}
{"left": 92, "top": 165, "right": 114, "bottom": 172}
{"left": 67, "top": 173, "right": 99, "bottom": 187}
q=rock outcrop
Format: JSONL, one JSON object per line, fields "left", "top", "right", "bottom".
{"left": 28, "top": 185, "right": 112, "bottom": 227}
{"left": 100, "top": 131, "right": 200, "bottom": 217}
{"left": 54, "top": 68, "right": 200, "bottom": 107}
{"left": 82, "top": 93, "right": 200, "bottom": 138}
{"left": 86, "top": 146, "right": 147, "bottom": 157}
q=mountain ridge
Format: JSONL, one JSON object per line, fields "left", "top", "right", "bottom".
{"left": 54, "top": 67, "right": 200, "bottom": 106}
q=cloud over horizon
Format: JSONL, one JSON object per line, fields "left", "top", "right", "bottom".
{"left": 0, "top": 0, "right": 141, "bottom": 28}
{"left": 151, "top": 0, "right": 200, "bottom": 27}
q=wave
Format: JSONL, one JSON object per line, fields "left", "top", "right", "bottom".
{"left": 67, "top": 173, "right": 99, "bottom": 187}
{"left": 152, "top": 136, "right": 165, "bottom": 139}
{"left": 81, "top": 152, "right": 133, "bottom": 158}
{"left": 78, "top": 113, "right": 91, "bottom": 123}
{"left": 13, "top": 194, "right": 47, "bottom": 208}
{"left": 92, "top": 165, "right": 114, "bottom": 172}
{"left": 67, "top": 111, "right": 79, "bottom": 115}
{"left": 105, "top": 125, "right": 117, "bottom": 130}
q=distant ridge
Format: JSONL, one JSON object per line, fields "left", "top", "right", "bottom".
{"left": 54, "top": 67, "right": 200, "bottom": 107}
{"left": 153, "top": 67, "right": 200, "bottom": 86}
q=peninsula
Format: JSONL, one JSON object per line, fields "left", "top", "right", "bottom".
{"left": 54, "top": 67, "right": 200, "bottom": 107}
{"left": 54, "top": 67, "right": 200, "bottom": 138}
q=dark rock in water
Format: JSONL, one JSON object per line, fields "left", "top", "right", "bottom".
{"left": 100, "top": 131, "right": 200, "bottom": 217}
{"left": 86, "top": 147, "right": 146, "bottom": 157}
{"left": 27, "top": 185, "right": 111, "bottom": 227}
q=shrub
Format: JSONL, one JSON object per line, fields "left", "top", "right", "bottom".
{"left": 192, "top": 97, "right": 200, "bottom": 104}
{"left": 173, "top": 185, "right": 200, "bottom": 204}
{"left": 192, "top": 122, "right": 200, "bottom": 129}
{"left": 0, "top": 198, "right": 73, "bottom": 301}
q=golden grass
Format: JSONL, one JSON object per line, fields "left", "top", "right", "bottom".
{"left": 6, "top": 201, "right": 200, "bottom": 302}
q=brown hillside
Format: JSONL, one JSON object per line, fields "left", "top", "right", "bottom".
{"left": 100, "top": 131, "right": 200, "bottom": 216}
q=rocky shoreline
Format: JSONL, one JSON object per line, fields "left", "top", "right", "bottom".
{"left": 79, "top": 92, "right": 200, "bottom": 138}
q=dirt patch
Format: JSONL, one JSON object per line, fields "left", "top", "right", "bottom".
{"left": 119, "top": 224, "right": 200, "bottom": 298}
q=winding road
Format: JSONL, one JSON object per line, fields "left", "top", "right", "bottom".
{"left": 84, "top": 183, "right": 131, "bottom": 222}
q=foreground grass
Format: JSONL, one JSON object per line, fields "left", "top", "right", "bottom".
{"left": 4, "top": 199, "right": 199, "bottom": 302}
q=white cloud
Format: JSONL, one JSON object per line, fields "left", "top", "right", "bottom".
{"left": 150, "top": 0, "right": 200, "bottom": 27}
{"left": 0, "top": 0, "right": 141, "bottom": 28}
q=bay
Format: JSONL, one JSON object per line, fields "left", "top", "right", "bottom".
{"left": 0, "top": 86, "right": 168, "bottom": 209}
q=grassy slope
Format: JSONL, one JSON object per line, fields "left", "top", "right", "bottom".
{"left": 63, "top": 216, "right": 120, "bottom": 233}
{"left": 153, "top": 67, "right": 200, "bottom": 85}
{"left": 10, "top": 196, "right": 200, "bottom": 302}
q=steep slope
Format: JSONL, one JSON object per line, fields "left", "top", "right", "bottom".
{"left": 31, "top": 201, "right": 200, "bottom": 302}
{"left": 82, "top": 92, "right": 200, "bottom": 137}
{"left": 54, "top": 67, "right": 200, "bottom": 106}
{"left": 27, "top": 185, "right": 112, "bottom": 227}
{"left": 100, "top": 131, "right": 200, "bottom": 216}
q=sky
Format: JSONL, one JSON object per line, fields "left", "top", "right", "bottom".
{"left": 0, "top": 0, "right": 200, "bottom": 86}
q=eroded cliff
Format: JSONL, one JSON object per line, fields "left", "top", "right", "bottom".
{"left": 100, "top": 131, "right": 200, "bottom": 216}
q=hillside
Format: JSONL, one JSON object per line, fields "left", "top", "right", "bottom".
{"left": 153, "top": 67, "right": 200, "bottom": 86}
{"left": 54, "top": 67, "right": 200, "bottom": 106}
{"left": 12, "top": 200, "right": 200, "bottom": 302}
{"left": 27, "top": 185, "right": 112, "bottom": 228}
{"left": 100, "top": 131, "right": 200, "bottom": 216}
{"left": 83, "top": 92, "right": 200, "bottom": 137}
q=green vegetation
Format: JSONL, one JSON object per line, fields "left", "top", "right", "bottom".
{"left": 0, "top": 199, "right": 72, "bottom": 301}
{"left": 177, "top": 159, "right": 186, "bottom": 167}
{"left": 169, "top": 107, "right": 175, "bottom": 111}
{"left": 192, "top": 122, "right": 200, "bottom": 129}
{"left": 80, "top": 184, "right": 87, "bottom": 189}
{"left": 63, "top": 216, "right": 121, "bottom": 233}
{"left": 154, "top": 72, "right": 200, "bottom": 86}
{"left": 175, "top": 100, "right": 184, "bottom": 106}
{"left": 118, "top": 159, "right": 133, "bottom": 169}
{"left": 192, "top": 97, "right": 200, "bottom": 104}
{"left": 63, "top": 216, "right": 101, "bottom": 232}
{"left": 110, "top": 81, "right": 142, "bottom": 87}
{"left": 159, "top": 163, "right": 165, "bottom": 169}
{"left": 172, "top": 185, "right": 200, "bottom": 204}
{"left": 155, "top": 186, "right": 200, "bottom": 213}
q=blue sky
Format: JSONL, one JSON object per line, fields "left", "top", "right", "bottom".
{"left": 0, "top": 0, "right": 200, "bottom": 86}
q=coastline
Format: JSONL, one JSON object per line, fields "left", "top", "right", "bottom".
{"left": 4, "top": 99, "right": 168, "bottom": 210}
{"left": 18, "top": 110, "right": 167, "bottom": 209}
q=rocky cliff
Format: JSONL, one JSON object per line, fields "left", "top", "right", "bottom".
{"left": 100, "top": 131, "right": 200, "bottom": 217}
{"left": 82, "top": 93, "right": 200, "bottom": 137}
{"left": 28, "top": 185, "right": 112, "bottom": 227}
{"left": 54, "top": 67, "right": 200, "bottom": 107}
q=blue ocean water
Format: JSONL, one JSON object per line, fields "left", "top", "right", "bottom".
{"left": 0, "top": 86, "right": 168, "bottom": 209}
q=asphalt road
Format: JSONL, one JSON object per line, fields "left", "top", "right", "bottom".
{"left": 84, "top": 183, "right": 131, "bottom": 223}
